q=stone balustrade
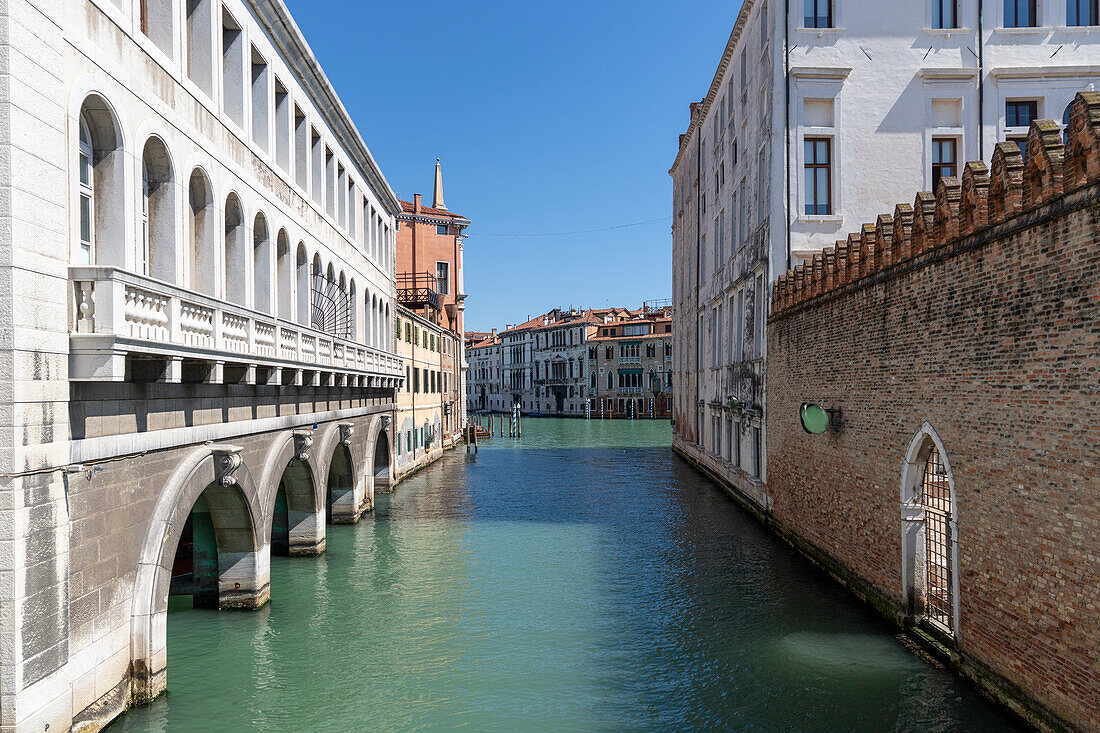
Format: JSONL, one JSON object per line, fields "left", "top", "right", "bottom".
{"left": 70, "top": 266, "right": 403, "bottom": 387}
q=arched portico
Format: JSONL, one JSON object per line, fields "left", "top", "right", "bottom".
{"left": 365, "top": 414, "right": 393, "bottom": 495}
{"left": 900, "top": 423, "right": 960, "bottom": 637}
{"left": 257, "top": 430, "right": 325, "bottom": 556}
{"left": 130, "top": 445, "right": 268, "bottom": 704}
{"left": 314, "top": 421, "right": 364, "bottom": 524}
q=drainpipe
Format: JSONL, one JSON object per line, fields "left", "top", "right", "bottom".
{"left": 785, "top": 0, "right": 793, "bottom": 273}
{"left": 977, "top": 0, "right": 985, "bottom": 158}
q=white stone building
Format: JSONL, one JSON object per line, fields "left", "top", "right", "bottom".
{"left": 0, "top": 0, "right": 403, "bottom": 729}
{"left": 467, "top": 330, "right": 504, "bottom": 413}
{"left": 671, "top": 0, "right": 1100, "bottom": 506}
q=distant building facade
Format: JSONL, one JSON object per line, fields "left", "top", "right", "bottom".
{"left": 468, "top": 306, "right": 673, "bottom": 419}
{"left": 466, "top": 330, "right": 504, "bottom": 413}
{"left": 588, "top": 309, "right": 673, "bottom": 419}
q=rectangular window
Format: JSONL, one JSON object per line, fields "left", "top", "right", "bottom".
{"left": 730, "top": 189, "right": 739, "bottom": 248}
{"left": 186, "top": 0, "right": 214, "bottom": 96}
{"left": 932, "top": 137, "right": 957, "bottom": 192}
{"left": 1006, "top": 100, "right": 1038, "bottom": 128}
{"left": 1004, "top": 0, "right": 1037, "bottom": 27}
{"left": 142, "top": 0, "right": 174, "bottom": 57}
{"left": 732, "top": 418, "right": 741, "bottom": 467}
{"left": 325, "top": 148, "right": 335, "bottom": 217}
{"left": 758, "top": 147, "right": 768, "bottom": 222}
{"left": 1069, "top": 0, "right": 1099, "bottom": 25}
{"left": 754, "top": 273, "right": 765, "bottom": 360}
{"left": 753, "top": 427, "right": 762, "bottom": 477}
{"left": 734, "top": 288, "right": 744, "bottom": 362}
{"left": 250, "top": 47, "right": 270, "bottom": 152}
{"left": 221, "top": 10, "right": 244, "bottom": 127}
{"left": 804, "top": 138, "right": 832, "bottom": 215}
{"left": 804, "top": 0, "right": 832, "bottom": 27}
{"left": 337, "top": 164, "right": 347, "bottom": 227}
{"left": 274, "top": 79, "right": 290, "bottom": 172}
{"left": 933, "top": 0, "right": 958, "bottom": 27}
{"left": 310, "top": 129, "right": 323, "bottom": 207}
{"left": 436, "top": 224, "right": 448, "bottom": 235}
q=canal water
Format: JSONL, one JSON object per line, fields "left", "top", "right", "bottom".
{"left": 112, "top": 418, "right": 1017, "bottom": 732}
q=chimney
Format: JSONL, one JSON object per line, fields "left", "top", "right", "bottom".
{"left": 433, "top": 158, "right": 447, "bottom": 210}
{"left": 491, "top": 328, "right": 497, "bottom": 337}
{"left": 506, "top": 324, "right": 513, "bottom": 331}
{"left": 413, "top": 193, "right": 422, "bottom": 213}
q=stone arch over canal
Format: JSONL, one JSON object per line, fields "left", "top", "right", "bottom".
{"left": 258, "top": 430, "right": 325, "bottom": 556}
{"left": 129, "top": 445, "right": 267, "bottom": 704}
{"left": 314, "top": 421, "right": 366, "bottom": 524}
{"left": 365, "top": 414, "right": 393, "bottom": 494}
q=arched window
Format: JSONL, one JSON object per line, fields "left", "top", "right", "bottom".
{"left": 295, "top": 244, "right": 309, "bottom": 326}
{"left": 901, "top": 425, "right": 958, "bottom": 635}
{"left": 919, "top": 444, "right": 954, "bottom": 630}
{"left": 78, "top": 117, "right": 94, "bottom": 265}
{"left": 223, "top": 194, "right": 246, "bottom": 305}
{"left": 276, "top": 229, "right": 293, "bottom": 320}
{"left": 77, "top": 96, "right": 125, "bottom": 267}
{"left": 371, "top": 295, "right": 378, "bottom": 348}
{"left": 253, "top": 213, "right": 271, "bottom": 313}
{"left": 607, "top": 371, "right": 614, "bottom": 390}
{"left": 188, "top": 170, "right": 216, "bottom": 295}
{"left": 141, "top": 137, "right": 175, "bottom": 282}
{"left": 348, "top": 279, "right": 357, "bottom": 340}
{"left": 363, "top": 289, "right": 372, "bottom": 345}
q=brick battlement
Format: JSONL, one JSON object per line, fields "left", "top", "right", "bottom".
{"left": 771, "top": 90, "right": 1100, "bottom": 316}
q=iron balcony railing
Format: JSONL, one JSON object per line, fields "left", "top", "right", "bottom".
{"left": 535, "top": 376, "right": 572, "bottom": 386}
{"left": 397, "top": 271, "right": 441, "bottom": 311}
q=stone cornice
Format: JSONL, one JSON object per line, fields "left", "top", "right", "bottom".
{"left": 669, "top": 0, "right": 758, "bottom": 176}
{"left": 989, "top": 64, "right": 1100, "bottom": 80}
{"left": 251, "top": 0, "right": 401, "bottom": 216}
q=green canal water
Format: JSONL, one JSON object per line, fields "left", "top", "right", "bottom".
{"left": 112, "top": 418, "right": 1018, "bottom": 732}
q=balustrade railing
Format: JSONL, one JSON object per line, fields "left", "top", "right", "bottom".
{"left": 70, "top": 266, "right": 403, "bottom": 380}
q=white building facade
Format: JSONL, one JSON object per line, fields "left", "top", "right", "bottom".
{"left": 1, "top": 0, "right": 403, "bottom": 730}
{"left": 467, "top": 331, "right": 504, "bottom": 413}
{"left": 671, "top": 0, "right": 1100, "bottom": 506}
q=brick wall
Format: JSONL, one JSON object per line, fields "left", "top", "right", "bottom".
{"left": 766, "top": 92, "right": 1100, "bottom": 730}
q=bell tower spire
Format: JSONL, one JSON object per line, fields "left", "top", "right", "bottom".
{"left": 433, "top": 158, "right": 447, "bottom": 210}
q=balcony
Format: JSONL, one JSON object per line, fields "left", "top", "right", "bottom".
{"left": 69, "top": 267, "right": 404, "bottom": 386}
{"left": 397, "top": 271, "right": 441, "bottom": 312}
{"left": 617, "top": 386, "right": 643, "bottom": 395}
{"left": 619, "top": 355, "right": 642, "bottom": 365}
{"left": 535, "top": 376, "right": 572, "bottom": 387}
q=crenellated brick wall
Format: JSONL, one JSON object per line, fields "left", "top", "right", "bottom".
{"left": 766, "top": 91, "right": 1100, "bottom": 731}
{"left": 772, "top": 92, "right": 1100, "bottom": 316}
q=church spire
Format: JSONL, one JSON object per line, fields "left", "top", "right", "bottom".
{"left": 433, "top": 158, "right": 447, "bottom": 210}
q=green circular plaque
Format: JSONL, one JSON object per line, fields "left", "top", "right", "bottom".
{"left": 800, "top": 403, "right": 830, "bottom": 435}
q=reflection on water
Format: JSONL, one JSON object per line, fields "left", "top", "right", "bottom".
{"left": 111, "top": 418, "right": 1017, "bottom": 732}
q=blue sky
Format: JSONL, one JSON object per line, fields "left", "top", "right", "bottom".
{"left": 283, "top": 0, "right": 739, "bottom": 331}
